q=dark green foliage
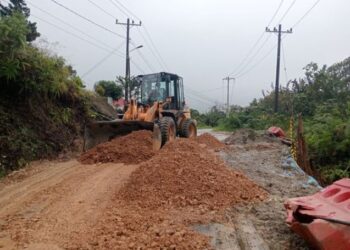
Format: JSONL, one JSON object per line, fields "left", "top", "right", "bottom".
{"left": 0, "top": 0, "right": 40, "bottom": 42}
{"left": 0, "top": 13, "right": 90, "bottom": 175}
{"left": 94, "top": 80, "right": 123, "bottom": 100}
{"left": 198, "top": 57, "right": 350, "bottom": 183}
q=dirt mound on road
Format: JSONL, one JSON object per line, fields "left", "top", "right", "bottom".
{"left": 119, "top": 138, "right": 266, "bottom": 210}
{"left": 79, "top": 130, "right": 154, "bottom": 165}
{"left": 194, "top": 133, "right": 225, "bottom": 150}
{"left": 224, "top": 128, "right": 259, "bottom": 145}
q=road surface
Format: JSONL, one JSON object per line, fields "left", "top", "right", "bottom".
{"left": 0, "top": 160, "right": 137, "bottom": 249}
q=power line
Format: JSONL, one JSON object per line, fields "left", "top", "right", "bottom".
{"left": 186, "top": 87, "right": 224, "bottom": 105}
{"left": 142, "top": 26, "right": 169, "bottom": 71}
{"left": 267, "top": 0, "right": 285, "bottom": 26}
{"left": 233, "top": 33, "right": 273, "bottom": 77}
{"left": 197, "top": 86, "right": 225, "bottom": 93}
{"left": 281, "top": 40, "right": 288, "bottom": 84}
{"left": 228, "top": 0, "right": 284, "bottom": 76}
{"left": 130, "top": 60, "right": 146, "bottom": 74}
{"left": 31, "top": 14, "right": 123, "bottom": 54}
{"left": 277, "top": 0, "right": 297, "bottom": 24}
{"left": 235, "top": 0, "right": 321, "bottom": 80}
{"left": 291, "top": 0, "right": 321, "bottom": 28}
{"left": 112, "top": 0, "right": 141, "bottom": 21}
{"left": 235, "top": 45, "right": 277, "bottom": 79}
{"left": 27, "top": 1, "right": 123, "bottom": 55}
{"left": 266, "top": 25, "right": 292, "bottom": 112}
{"left": 87, "top": 0, "right": 116, "bottom": 19}
{"left": 108, "top": 0, "right": 169, "bottom": 71}
{"left": 108, "top": 0, "right": 130, "bottom": 18}
{"left": 185, "top": 93, "right": 218, "bottom": 106}
{"left": 135, "top": 49, "right": 156, "bottom": 72}
{"left": 49, "top": 0, "right": 125, "bottom": 38}
{"left": 82, "top": 43, "right": 124, "bottom": 78}
{"left": 136, "top": 28, "right": 167, "bottom": 71}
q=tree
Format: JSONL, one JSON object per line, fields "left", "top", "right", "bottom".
{"left": 94, "top": 80, "right": 123, "bottom": 100}
{"left": 0, "top": 0, "right": 40, "bottom": 42}
{"left": 116, "top": 76, "right": 141, "bottom": 99}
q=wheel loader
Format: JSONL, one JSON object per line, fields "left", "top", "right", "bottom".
{"left": 84, "top": 72, "right": 197, "bottom": 151}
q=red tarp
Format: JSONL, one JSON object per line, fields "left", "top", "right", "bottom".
{"left": 285, "top": 178, "right": 350, "bottom": 249}
{"left": 267, "top": 126, "right": 286, "bottom": 138}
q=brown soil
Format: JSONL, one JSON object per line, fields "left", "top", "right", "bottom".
{"left": 194, "top": 132, "right": 226, "bottom": 151}
{"left": 85, "top": 202, "right": 212, "bottom": 249}
{"left": 119, "top": 138, "right": 266, "bottom": 210}
{"left": 0, "top": 132, "right": 269, "bottom": 249}
{"left": 224, "top": 128, "right": 260, "bottom": 145}
{"left": 79, "top": 130, "right": 154, "bottom": 165}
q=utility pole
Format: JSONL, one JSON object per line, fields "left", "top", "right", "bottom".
{"left": 266, "top": 24, "right": 292, "bottom": 113}
{"left": 223, "top": 77, "right": 235, "bottom": 117}
{"left": 116, "top": 18, "right": 142, "bottom": 102}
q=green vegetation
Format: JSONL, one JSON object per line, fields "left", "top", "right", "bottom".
{"left": 94, "top": 80, "right": 123, "bottom": 100}
{"left": 194, "top": 58, "right": 350, "bottom": 183}
{"left": 0, "top": 11, "right": 90, "bottom": 175}
{"left": 0, "top": 0, "right": 39, "bottom": 42}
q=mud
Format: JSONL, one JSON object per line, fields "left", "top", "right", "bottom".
{"left": 119, "top": 138, "right": 266, "bottom": 210}
{"left": 0, "top": 129, "right": 316, "bottom": 249}
{"left": 79, "top": 130, "right": 154, "bottom": 165}
{"left": 222, "top": 137, "right": 320, "bottom": 249}
{"left": 194, "top": 133, "right": 226, "bottom": 151}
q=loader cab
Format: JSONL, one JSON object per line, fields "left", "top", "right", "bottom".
{"left": 139, "top": 72, "right": 185, "bottom": 110}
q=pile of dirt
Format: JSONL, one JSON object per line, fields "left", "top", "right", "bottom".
{"left": 224, "top": 128, "right": 259, "bottom": 145}
{"left": 119, "top": 138, "right": 266, "bottom": 210}
{"left": 194, "top": 133, "right": 225, "bottom": 150}
{"left": 79, "top": 130, "right": 154, "bottom": 165}
{"left": 87, "top": 204, "right": 210, "bottom": 249}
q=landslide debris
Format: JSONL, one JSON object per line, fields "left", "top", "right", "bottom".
{"left": 119, "top": 138, "right": 266, "bottom": 210}
{"left": 224, "top": 128, "right": 258, "bottom": 145}
{"left": 89, "top": 204, "right": 210, "bottom": 249}
{"left": 79, "top": 130, "right": 154, "bottom": 165}
{"left": 194, "top": 132, "right": 225, "bottom": 150}
{"left": 87, "top": 137, "right": 266, "bottom": 249}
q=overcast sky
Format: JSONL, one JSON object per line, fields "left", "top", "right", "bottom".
{"left": 19, "top": 0, "right": 350, "bottom": 111}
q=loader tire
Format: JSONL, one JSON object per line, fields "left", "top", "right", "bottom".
{"left": 180, "top": 119, "right": 197, "bottom": 138}
{"left": 160, "top": 117, "right": 176, "bottom": 146}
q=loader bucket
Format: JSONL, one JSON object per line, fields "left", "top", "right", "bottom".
{"left": 83, "top": 120, "right": 162, "bottom": 151}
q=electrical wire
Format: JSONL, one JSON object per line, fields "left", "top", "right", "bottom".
{"left": 82, "top": 43, "right": 125, "bottom": 77}
{"left": 185, "top": 93, "right": 217, "bottom": 106}
{"left": 87, "top": 0, "right": 116, "bottom": 19}
{"left": 108, "top": 0, "right": 130, "bottom": 18}
{"left": 232, "top": 33, "right": 273, "bottom": 77}
{"left": 186, "top": 88, "right": 224, "bottom": 105}
{"left": 31, "top": 14, "right": 123, "bottom": 54}
{"left": 130, "top": 60, "right": 146, "bottom": 74}
{"left": 49, "top": 0, "right": 125, "bottom": 38}
{"left": 27, "top": 1, "right": 123, "bottom": 55}
{"left": 291, "top": 0, "right": 321, "bottom": 28}
{"left": 112, "top": 0, "right": 141, "bottom": 21}
{"left": 232, "top": 0, "right": 322, "bottom": 80}
{"left": 235, "top": 44, "right": 277, "bottom": 79}
{"left": 197, "top": 86, "right": 225, "bottom": 93}
{"left": 108, "top": 0, "right": 169, "bottom": 71}
{"left": 137, "top": 28, "right": 168, "bottom": 71}
{"left": 135, "top": 49, "right": 156, "bottom": 72}
{"left": 142, "top": 25, "right": 169, "bottom": 71}
{"left": 277, "top": 0, "right": 297, "bottom": 24}
{"left": 228, "top": 0, "right": 284, "bottom": 76}
{"left": 281, "top": 40, "right": 289, "bottom": 84}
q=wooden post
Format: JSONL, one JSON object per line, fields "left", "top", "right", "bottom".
{"left": 296, "top": 113, "right": 313, "bottom": 176}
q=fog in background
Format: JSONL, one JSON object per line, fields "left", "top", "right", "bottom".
{"left": 24, "top": 0, "right": 350, "bottom": 112}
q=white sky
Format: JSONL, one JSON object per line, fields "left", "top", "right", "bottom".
{"left": 21, "top": 0, "right": 350, "bottom": 112}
